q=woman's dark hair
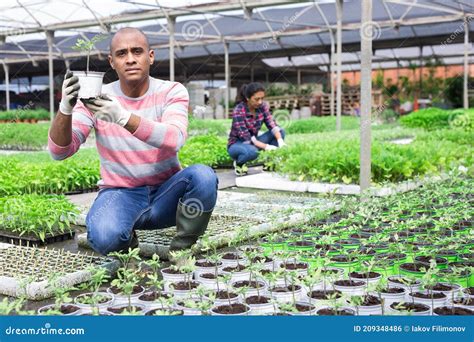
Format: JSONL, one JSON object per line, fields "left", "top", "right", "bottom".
{"left": 236, "top": 82, "right": 266, "bottom": 103}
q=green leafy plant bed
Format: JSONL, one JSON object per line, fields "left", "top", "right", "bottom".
{"left": 0, "top": 194, "right": 79, "bottom": 244}
{"left": 0, "top": 123, "right": 50, "bottom": 151}
{"left": 179, "top": 134, "right": 231, "bottom": 168}
{"left": 0, "top": 109, "right": 50, "bottom": 122}
{"left": 260, "top": 128, "right": 473, "bottom": 184}
{"left": 0, "top": 149, "right": 101, "bottom": 196}
{"left": 0, "top": 245, "right": 119, "bottom": 300}
{"left": 400, "top": 108, "right": 474, "bottom": 131}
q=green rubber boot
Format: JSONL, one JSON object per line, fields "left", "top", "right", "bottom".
{"left": 167, "top": 199, "right": 213, "bottom": 257}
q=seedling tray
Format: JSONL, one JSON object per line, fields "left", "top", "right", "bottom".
{"left": 0, "top": 228, "right": 76, "bottom": 247}
{"left": 0, "top": 245, "right": 119, "bottom": 300}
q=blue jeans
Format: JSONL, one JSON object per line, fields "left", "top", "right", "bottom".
{"left": 86, "top": 164, "right": 218, "bottom": 255}
{"left": 228, "top": 129, "right": 285, "bottom": 165}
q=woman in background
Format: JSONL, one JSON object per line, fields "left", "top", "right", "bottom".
{"left": 227, "top": 82, "right": 286, "bottom": 176}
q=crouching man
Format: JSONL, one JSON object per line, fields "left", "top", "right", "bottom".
{"left": 48, "top": 27, "right": 218, "bottom": 258}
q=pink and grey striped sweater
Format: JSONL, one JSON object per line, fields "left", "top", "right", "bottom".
{"left": 48, "top": 77, "right": 189, "bottom": 188}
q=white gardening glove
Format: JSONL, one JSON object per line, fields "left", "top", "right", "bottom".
{"left": 265, "top": 144, "right": 278, "bottom": 151}
{"left": 277, "top": 138, "right": 286, "bottom": 148}
{"left": 59, "top": 71, "right": 80, "bottom": 115}
{"left": 83, "top": 94, "right": 131, "bottom": 127}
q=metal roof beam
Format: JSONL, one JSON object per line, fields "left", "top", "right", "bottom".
{"left": 3, "top": 0, "right": 296, "bottom": 37}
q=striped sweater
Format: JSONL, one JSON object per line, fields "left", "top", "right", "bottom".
{"left": 48, "top": 77, "right": 189, "bottom": 188}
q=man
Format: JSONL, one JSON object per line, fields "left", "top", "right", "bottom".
{"left": 48, "top": 27, "right": 218, "bottom": 258}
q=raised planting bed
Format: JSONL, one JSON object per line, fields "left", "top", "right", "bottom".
{"left": 0, "top": 245, "right": 119, "bottom": 300}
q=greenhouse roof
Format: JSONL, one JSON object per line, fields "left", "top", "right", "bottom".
{"left": 0, "top": 0, "right": 472, "bottom": 78}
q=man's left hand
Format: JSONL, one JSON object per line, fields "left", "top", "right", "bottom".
{"left": 84, "top": 95, "right": 131, "bottom": 127}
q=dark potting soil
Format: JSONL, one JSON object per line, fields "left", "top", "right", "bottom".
{"left": 271, "top": 285, "right": 301, "bottom": 293}
{"left": 288, "top": 240, "right": 314, "bottom": 247}
{"left": 452, "top": 297, "right": 474, "bottom": 305}
{"left": 214, "top": 290, "right": 238, "bottom": 299}
{"left": 360, "top": 248, "right": 376, "bottom": 256}
{"left": 60, "top": 305, "right": 80, "bottom": 314}
{"left": 350, "top": 233, "right": 372, "bottom": 239}
{"left": 460, "top": 253, "right": 474, "bottom": 260}
{"left": 245, "top": 295, "right": 271, "bottom": 304}
{"left": 308, "top": 290, "right": 342, "bottom": 300}
{"left": 213, "top": 303, "right": 248, "bottom": 315}
{"left": 138, "top": 292, "right": 171, "bottom": 302}
{"left": 433, "top": 306, "right": 474, "bottom": 315}
{"left": 426, "top": 283, "right": 455, "bottom": 291}
{"left": 162, "top": 268, "right": 189, "bottom": 274}
{"left": 388, "top": 276, "right": 419, "bottom": 286}
{"left": 399, "top": 263, "right": 428, "bottom": 273}
{"left": 464, "top": 287, "right": 474, "bottom": 295}
{"left": 336, "top": 239, "right": 360, "bottom": 245}
{"left": 376, "top": 253, "right": 406, "bottom": 261}
{"left": 233, "top": 280, "right": 264, "bottom": 289}
{"left": 349, "top": 271, "right": 380, "bottom": 279}
{"left": 330, "top": 255, "right": 355, "bottom": 263}
{"left": 222, "top": 253, "right": 242, "bottom": 260}
{"left": 381, "top": 287, "right": 405, "bottom": 294}
{"left": 364, "top": 243, "right": 388, "bottom": 249}
{"left": 293, "top": 303, "right": 315, "bottom": 312}
{"left": 145, "top": 309, "right": 184, "bottom": 316}
{"left": 334, "top": 280, "right": 364, "bottom": 287}
{"left": 109, "top": 285, "right": 143, "bottom": 295}
{"left": 107, "top": 305, "right": 143, "bottom": 314}
{"left": 414, "top": 256, "right": 447, "bottom": 265}
{"left": 317, "top": 308, "right": 354, "bottom": 316}
{"left": 410, "top": 292, "right": 446, "bottom": 299}
{"left": 222, "top": 264, "right": 247, "bottom": 272}
{"left": 437, "top": 250, "right": 457, "bottom": 256}
{"left": 195, "top": 261, "right": 220, "bottom": 267}
{"left": 314, "top": 244, "right": 338, "bottom": 252}
{"left": 200, "top": 273, "right": 217, "bottom": 279}
{"left": 171, "top": 281, "right": 200, "bottom": 291}
{"left": 76, "top": 294, "right": 110, "bottom": 305}
{"left": 390, "top": 302, "right": 429, "bottom": 312}
{"left": 359, "top": 295, "right": 382, "bottom": 306}
{"left": 455, "top": 220, "right": 472, "bottom": 229}
{"left": 280, "top": 262, "right": 308, "bottom": 270}
{"left": 251, "top": 256, "right": 273, "bottom": 263}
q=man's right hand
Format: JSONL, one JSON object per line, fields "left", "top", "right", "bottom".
{"left": 59, "top": 71, "right": 80, "bottom": 115}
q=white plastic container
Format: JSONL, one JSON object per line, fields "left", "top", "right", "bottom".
{"left": 72, "top": 71, "right": 104, "bottom": 99}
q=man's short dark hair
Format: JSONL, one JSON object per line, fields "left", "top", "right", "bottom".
{"left": 109, "top": 27, "right": 150, "bottom": 53}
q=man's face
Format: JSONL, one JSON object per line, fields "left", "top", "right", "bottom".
{"left": 108, "top": 31, "right": 154, "bottom": 83}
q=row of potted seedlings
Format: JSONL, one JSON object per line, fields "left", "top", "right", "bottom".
{"left": 35, "top": 244, "right": 473, "bottom": 316}
{"left": 30, "top": 177, "right": 473, "bottom": 316}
